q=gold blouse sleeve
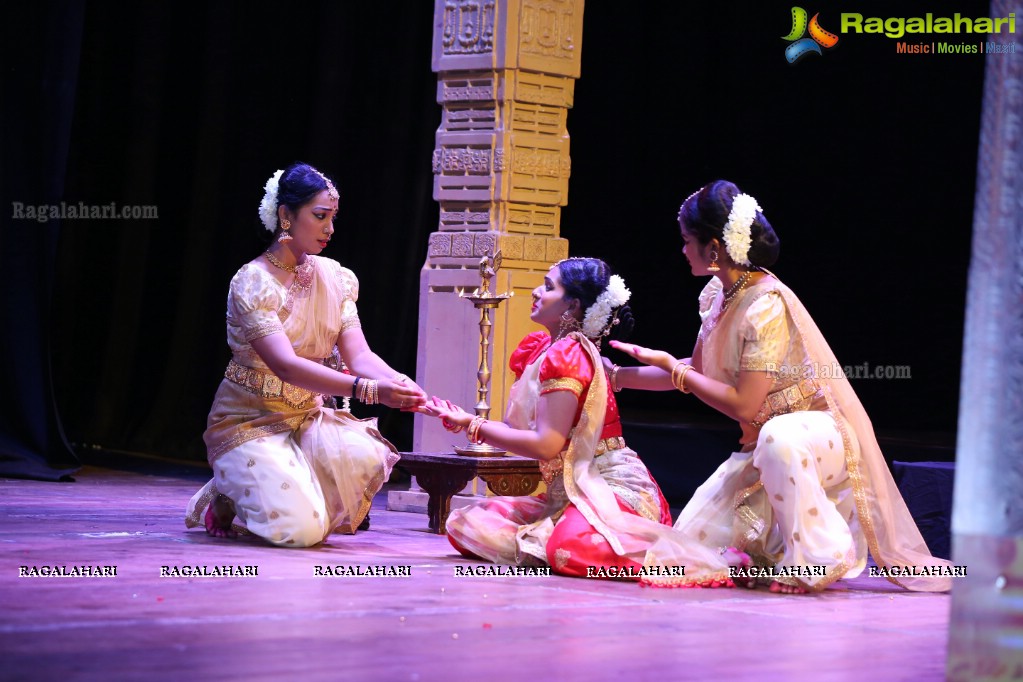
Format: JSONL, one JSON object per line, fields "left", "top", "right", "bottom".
{"left": 739, "top": 291, "right": 790, "bottom": 374}
{"left": 336, "top": 266, "right": 362, "bottom": 332}
{"left": 228, "top": 266, "right": 285, "bottom": 343}
{"left": 540, "top": 377, "right": 585, "bottom": 397}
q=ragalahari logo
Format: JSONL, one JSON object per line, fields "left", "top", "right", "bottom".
{"left": 783, "top": 7, "right": 839, "bottom": 63}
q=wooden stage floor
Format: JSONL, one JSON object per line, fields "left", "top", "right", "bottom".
{"left": 0, "top": 463, "right": 950, "bottom": 681}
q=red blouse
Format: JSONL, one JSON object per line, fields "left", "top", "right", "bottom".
{"left": 509, "top": 332, "right": 623, "bottom": 440}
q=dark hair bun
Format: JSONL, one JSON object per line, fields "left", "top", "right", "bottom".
{"left": 747, "top": 213, "right": 780, "bottom": 268}
{"left": 679, "top": 179, "right": 780, "bottom": 267}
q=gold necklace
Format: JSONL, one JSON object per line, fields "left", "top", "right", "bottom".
{"left": 723, "top": 270, "right": 754, "bottom": 299}
{"left": 719, "top": 270, "right": 756, "bottom": 314}
{"left": 264, "top": 250, "right": 297, "bottom": 273}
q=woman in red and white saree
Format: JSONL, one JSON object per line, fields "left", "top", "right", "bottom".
{"left": 419, "top": 258, "right": 744, "bottom": 584}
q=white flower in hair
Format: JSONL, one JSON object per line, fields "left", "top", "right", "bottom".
{"left": 722, "top": 193, "right": 761, "bottom": 267}
{"left": 582, "top": 274, "right": 631, "bottom": 340}
{"left": 258, "top": 169, "right": 284, "bottom": 232}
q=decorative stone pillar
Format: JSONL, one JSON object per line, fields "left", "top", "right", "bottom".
{"left": 946, "top": 3, "right": 1023, "bottom": 679}
{"left": 416, "top": 0, "right": 583, "bottom": 451}
{"left": 389, "top": 0, "right": 584, "bottom": 514}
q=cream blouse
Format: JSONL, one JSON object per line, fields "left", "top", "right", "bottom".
{"left": 698, "top": 276, "right": 827, "bottom": 445}
{"left": 224, "top": 256, "right": 361, "bottom": 370}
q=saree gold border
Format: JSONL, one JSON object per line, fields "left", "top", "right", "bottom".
{"left": 208, "top": 418, "right": 305, "bottom": 462}
{"left": 773, "top": 276, "right": 908, "bottom": 592}
{"left": 184, "top": 483, "right": 250, "bottom": 535}
{"left": 800, "top": 543, "right": 858, "bottom": 592}
{"left": 731, "top": 478, "right": 765, "bottom": 551}
{"left": 540, "top": 377, "right": 584, "bottom": 397}
{"left": 277, "top": 259, "right": 314, "bottom": 324}
{"left": 640, "top": 568, "right": 735, "bottom": 588}
{"left": 185, "top": 483, "right": 220, "bottom": 529}
{"left": 558, "top": 333, "right": 627, "bottom": 556}
{"left": 822, "top": 386, "right": 906, "bottom": 589}
{"left": 734, "top": 500, "right": 767, "bottom": 552}
{"left": 732, "top": 480, "right": 764, "bottom": 510}
{"left": 732, "top": 277, "right": 905, "bottom": 591}
{"left": 329, "top": 426, "right": 399, "bottom": 536}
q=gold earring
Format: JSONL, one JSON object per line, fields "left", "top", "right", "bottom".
{"left": 557, "top": 310, "right": 582, "bottom": 340}
{"left": 707, "top": 249, "right": 720, "bottom": 272}
{"left": 278, "top": 218, "right": 293, "bottom": 243}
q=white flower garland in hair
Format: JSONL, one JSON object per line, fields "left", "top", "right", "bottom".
{"left": 258, "top": 169, "right": 285, "bottom": 232}
{"left": 721, "top": 193, "right": 762, "bottom": 267}
{"left": 581, "top": 274, "right": 631, "bottom": 339}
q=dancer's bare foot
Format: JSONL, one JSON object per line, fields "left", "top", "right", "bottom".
{"left": 768, "top": 580, "right": 808, "bottom": 594}
{"left": 204, "top": 494, "right": 237, "bottom": 538}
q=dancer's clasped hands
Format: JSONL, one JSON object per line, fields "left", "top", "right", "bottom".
{"left": 417, "top": 396, "right": 472, "bottom": 432}
{"left": 378, "top": 375, "right": 428, "bottom": 411}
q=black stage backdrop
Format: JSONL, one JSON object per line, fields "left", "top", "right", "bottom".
{"left": 5, "top": 1, "right": 985, "bottom": 475}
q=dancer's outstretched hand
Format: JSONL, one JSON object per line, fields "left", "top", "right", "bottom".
{"left": 416, "top": 396, "right": 474, "bottom": 433}
{"left": 608, "top": 340, "right": 677, "bottom": 373}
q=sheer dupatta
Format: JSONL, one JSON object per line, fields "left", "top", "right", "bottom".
{"left": 559, "top": 333, "right": 742, "bottom": 586}
{"left": 771, "top": 278, "right": 951, "bottom": 592}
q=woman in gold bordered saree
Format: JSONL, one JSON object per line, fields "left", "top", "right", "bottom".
{"left": 611, "top": 180, "right": 951, "bottom": 593}
{"left": 418, "top": 257, "right": 747, "bottom": 586}
{"left": 185, "top": 163, "right": 426, "bottom": 548}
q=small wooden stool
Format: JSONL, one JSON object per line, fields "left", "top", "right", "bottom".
{"left": 397, "top": 452, "right": 542, "bottom": 534}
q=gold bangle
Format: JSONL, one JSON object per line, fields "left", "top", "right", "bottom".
{"left": 671, "top": 361, "right": 693, "bottom": 394}
{"left": 670, "top": 361, "right": 685, "bottom": 389}
{"left": 682, "top": 365, "right": 693, "bottom": 393}
{"left": 678, "top": 364, "right": 693, "bottom": 394}
{"left": 467, "top": 416, "right": 487, "bottom": 444}
{"left": 610, "top": 364, "right": 622, "bottom": 393}
{"left": 360, "top": 378, "right": 376, "bottom": 404}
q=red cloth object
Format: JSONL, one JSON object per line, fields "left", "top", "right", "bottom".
{"left": 508, "top": 331, "right": 550, "bottom": 378}
{"left": 448, "top": 532, "right": 486, "bottom": 561}
{"left": 508, "top": 333, "right": 623, "bottom": 440}
{"left": 546, "top": 496, "right": 651, "bottom": 579}
{"left": 539, "top": 336, "right": 595, "bottom": 387}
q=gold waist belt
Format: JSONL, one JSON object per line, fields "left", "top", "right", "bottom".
{"left": 542, "top": 436, "right": 628, "bottom": 484}
{"left": 750, "top": 378, "right": 821, "bottom": 428}
{"left": 594, "top": 435, "right": 626, "bottom": 456}
{"left": 225, "top": 359, "right": 316, "bottom": 410}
